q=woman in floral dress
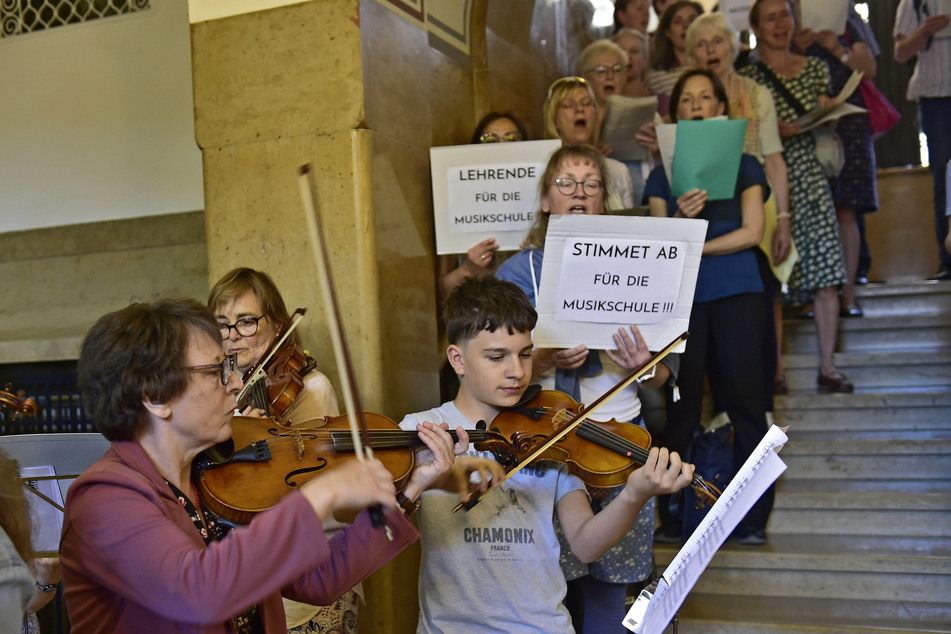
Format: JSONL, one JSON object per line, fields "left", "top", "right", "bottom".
{"left": 740, "top": 0, "right": 852, "bottom": 393}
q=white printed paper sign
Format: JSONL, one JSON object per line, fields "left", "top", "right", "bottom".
{"left": 720, "top": 0, "right": 753, "bottom": 32}
{"left": 431, "top": 139, "right": 561, "bottom": 254}
{"left": 534, "top": 215, "right": 707, "bottom": 352}
{"left": 556, "top": 237, "right": 684, "bottom": 324}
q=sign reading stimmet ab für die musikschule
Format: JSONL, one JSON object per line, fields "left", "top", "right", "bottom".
{"left": 533, "top": 214, "right": 707, "bottom": 354}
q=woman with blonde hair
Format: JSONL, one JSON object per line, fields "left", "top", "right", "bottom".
{"left": 542, "top": 76, "right": 635, "bottom": 210}
{"left": 0, "top": 450, "right": 61, "bottom": 634}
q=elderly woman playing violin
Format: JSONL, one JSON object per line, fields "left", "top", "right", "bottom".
{"left": 209, "top": 267, "right": 358, "bottom": 631}
{"left": 60, "top": 298, "right": 499, "bottom": 634}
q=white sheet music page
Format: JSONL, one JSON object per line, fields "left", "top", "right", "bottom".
{"left": 21, "top": 465, "right": 65, "bottom": 554}
{"left": 623, "top": 425, "right": 789, "bottom": 633}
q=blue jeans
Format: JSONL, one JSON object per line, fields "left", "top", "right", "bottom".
{"left": 919, "top": 97, "right": 951, "bottom": 269}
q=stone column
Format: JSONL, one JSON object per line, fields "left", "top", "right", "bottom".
{"left": 191, "top": 2, "right": 450, "bottom": 631}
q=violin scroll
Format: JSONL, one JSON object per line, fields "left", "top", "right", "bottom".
{"left": 0, "top": 385, "right": 37, "bottom": 419}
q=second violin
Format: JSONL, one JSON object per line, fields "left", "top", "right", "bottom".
{"left": 209, "top": 269, "right": 334, "bottom": 424}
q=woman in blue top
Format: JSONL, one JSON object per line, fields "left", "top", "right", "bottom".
{"left": 646, "top": 69, "right": 773, "bottom": 545}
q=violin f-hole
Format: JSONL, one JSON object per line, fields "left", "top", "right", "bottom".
{"left": 284, "top": 458, "right": 329, "bottom": 488}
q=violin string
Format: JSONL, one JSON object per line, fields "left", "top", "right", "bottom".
{"left": 234, "top": 429, "right": 491, "bottom": 453}
{"left": 574, "top": 421, "right": 719, "bottom": 501}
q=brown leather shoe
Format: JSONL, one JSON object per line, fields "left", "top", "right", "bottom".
{"left": 817, "top": 372, "right": 854, "bottom": 393}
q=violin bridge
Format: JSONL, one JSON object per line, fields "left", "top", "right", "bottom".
{"left": 294, "top": 429, "right": 304, "bottom": 459}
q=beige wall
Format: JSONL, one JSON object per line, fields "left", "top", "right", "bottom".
{"left": 0, "top": 212, "right": 207, "bottom": 364}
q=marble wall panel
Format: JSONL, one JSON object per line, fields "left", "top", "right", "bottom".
{"left": 0, "top": 212, "right": 207, "bottom": 362}
{"left": 192, "top": 0, "right": 366, "bottom": 149}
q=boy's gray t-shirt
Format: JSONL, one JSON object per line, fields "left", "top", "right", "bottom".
{"left": 400, "top": 402, "right": 585, "bottom": 634}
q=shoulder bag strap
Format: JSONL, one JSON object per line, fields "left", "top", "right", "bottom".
{"left": 755, "top": 61, "right": 808, "bottom": 117}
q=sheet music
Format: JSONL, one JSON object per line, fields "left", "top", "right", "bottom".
{"left": 936, "top": 0, "right": 951, "bottom": 38}
{"left": 21, "top": 465, "right": 65, "bottom": 555}
{"left": 794, "top": 71, "right": 866, "bottom": 132}
{"left": 623, "top": 426, "right": 789, "bottom": 633}
{"left": 601, "top": 95, "right": 658, "bottom": 162}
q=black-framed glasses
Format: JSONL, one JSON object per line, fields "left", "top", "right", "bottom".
{"left": 218, "top": 315, "right": 265, "bottom": 339}
{"left": 554, "top": 178, "right": 604, "bottom": 196}
{"left": 586, "top": 63, "right": 625, "bottom": 77}
{"left": 186, "top": 354, "right": 237, "bottom": 386}
{"left": 479, "top": 131, "right": 522, "bottom": 143}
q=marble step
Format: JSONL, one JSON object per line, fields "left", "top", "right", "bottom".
{"left": 850, "top": 279, "right": 951, "bottom": 317}
{"left": 777, "top": 434, "right": 951, "bottom": 481}
{"left": 774, "top": 389, "right": 951, "bottom": 431}
{"left": 782, "top": 313, "right": 951, "bottom": 354}
{"left": 766, "top": 479, "right": 951, "bottom": 537}
{"left": 654, "top": 534, "right": 951, "bottom": 604}
{"left": 653, "top": 594, "right": 951, "bottom": 634}
{"left": 782, "top": 350, "right": 951, "bottom": 391}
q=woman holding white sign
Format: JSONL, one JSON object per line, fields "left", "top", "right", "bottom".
{"left": 645, "top": 69, "right": 773, "bottom": 545}
{"left": 497, "top": 144, "right": 677, "bottom": 633}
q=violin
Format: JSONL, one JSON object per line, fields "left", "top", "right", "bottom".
{"left": 0, "top": 386, "right": 37, "bottom": 419}
{"left": 237, "top": 309, "right": 308, "bottom": 419}
{"left": 456, "top": 331, "right": 721, "bottom": 511}
{"left": 196, "top": 414, "right": 512, "bottom": 525}
{"left": 477, "top": 386, "right": 722, "bottom": 506}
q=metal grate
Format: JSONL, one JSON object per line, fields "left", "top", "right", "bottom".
{"left": 1, "top": 0, "right": 150, "bottom": 38}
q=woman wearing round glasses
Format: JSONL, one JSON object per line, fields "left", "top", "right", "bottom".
{"left": 209, "top": 268, "right": 339, "bottom": 428}
{"left": 581, "top": 37, "right": 664, "bottom": 205}
{"left": 497, "top": 145, "right": 675, "bottom": 632}
{"left": 209, "top": 268, "right": 360, "bottom": 632}
{"left": 61, "top": 298, "right": 485, "bottom": 634}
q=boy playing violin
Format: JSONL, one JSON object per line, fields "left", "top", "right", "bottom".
{"left": 398, "top": 276, "right": 694, "bottom": 633}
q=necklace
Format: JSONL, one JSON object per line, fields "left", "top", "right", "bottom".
{"left": 191, "top": 483, "right": 209, "bottom": 532}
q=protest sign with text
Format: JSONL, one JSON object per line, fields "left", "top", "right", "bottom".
{"left": 534, "top": 215, "right": 707, "bottom": 352}
{"left": 431, "top": 139, "right": 561, "bottom": 254}
{"left": 719, "top": 0, "right": 753, "bottom": 32}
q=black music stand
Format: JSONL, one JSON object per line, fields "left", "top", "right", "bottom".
{"left": 1, "top": 432, "right": 110, "bottom": 556}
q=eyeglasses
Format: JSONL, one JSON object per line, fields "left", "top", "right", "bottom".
{"left": 586, "top": 63, "right": 626, "bottom": 77}
{"left": 547, "top": 76, "right": 589, "bottom": 100}
{"left": 479, "top": 131, "right": 522, "bottom": 143}
{"left": 186, "top": 354, "right": 237, "bottom": 386}
{"left": 218, "top": 315, "right": 265, "bottom": 339}
{"left": 553, "top": 178, "right": 604, "bottom": 196}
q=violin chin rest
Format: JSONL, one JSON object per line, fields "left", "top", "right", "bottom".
{"left": 197, "top": 438, "right": 236, "bottom": 469}
{"left": 511, "top": 384, "right": 542, "bottom": 409}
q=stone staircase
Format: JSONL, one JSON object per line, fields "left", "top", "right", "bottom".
{"left": 651, "top": 281, "right": 951, "bottom": 633}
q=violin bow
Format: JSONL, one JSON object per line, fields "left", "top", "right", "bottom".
{"left": 298, "top": 164, "right": 393, "bottom": 540}
{"left": 454, "top": 331, "right": 688, "bottom": 512}
{"left": 236, "top": 308, "right": 306, "bottom": 406}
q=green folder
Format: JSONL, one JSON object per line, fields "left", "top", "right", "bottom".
{"left": 671, "top": 119, "right": 748, "bottom": 201}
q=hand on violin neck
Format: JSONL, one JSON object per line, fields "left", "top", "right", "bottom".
{"left": 621, "top": 447, "right": 695, "bottom": 506}
{"left": 237, "top": 404, "right": 267, "bottom": 418}
{"left": 299, "top": 459, "right": 398, "bottom": 523}
{"left": 402, "top": 422, "right": 463, "bottom": 501}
